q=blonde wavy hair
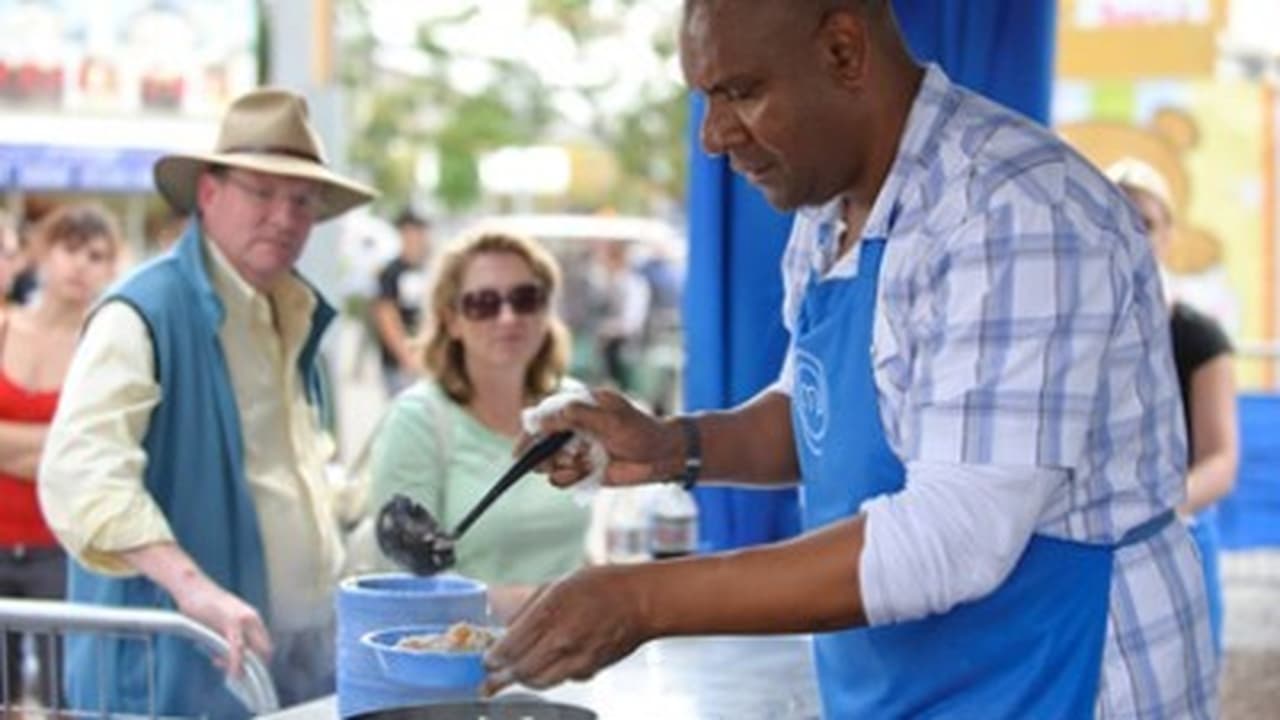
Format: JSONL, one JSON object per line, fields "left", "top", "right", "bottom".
{"left": 421, "top": 230, "right": 570, "bottom": 405}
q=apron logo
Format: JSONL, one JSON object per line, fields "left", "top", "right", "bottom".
{"left": 794, "top": 349, "right": 829, "bottom": 456}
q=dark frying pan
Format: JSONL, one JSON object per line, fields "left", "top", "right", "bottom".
{"left": 349, "top": 699, "right": 597, "bottom": 720}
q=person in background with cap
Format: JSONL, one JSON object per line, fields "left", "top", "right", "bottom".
{"left": 1109, "top": 157, "right": 1239, "bottom": 660}
{"left": 38, "top": 89, "right": 375, "bottom": 718}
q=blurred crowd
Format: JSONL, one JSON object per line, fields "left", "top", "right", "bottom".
{"left": 0, "top": 87, "right": 687, "bottom": 717}
{"left": 348, "top": 208, "right": 686, "bottom": 415}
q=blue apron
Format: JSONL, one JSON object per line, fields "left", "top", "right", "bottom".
{"left": 791, "top": 237, "right": 1172, "bottom": 718}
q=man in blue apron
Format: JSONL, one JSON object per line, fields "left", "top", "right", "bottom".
{"left": 485, "top": 1, "right": 1216, "bottom": 716}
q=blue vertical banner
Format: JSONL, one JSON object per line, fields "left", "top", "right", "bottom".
{"left": 894, "top": 0, "right": 1055, "bottom": 122}
{"left": 684, "top": 0, "right": 1057, "bottom": 551}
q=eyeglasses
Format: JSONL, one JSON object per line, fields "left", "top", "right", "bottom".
{"left": 221, "top": 173, "right": 324, "bottom": 217}
{"left": 456, "top": 283, "right": 549, "bottom": 321}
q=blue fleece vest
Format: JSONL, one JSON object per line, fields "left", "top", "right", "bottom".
{"left": 64, "top": 221, "right": 334, "bottom": 719}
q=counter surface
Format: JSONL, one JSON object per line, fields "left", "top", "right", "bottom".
{"left": 265, "top": 634, "right": 821, "bottom": 720}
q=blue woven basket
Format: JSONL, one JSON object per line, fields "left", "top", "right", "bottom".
{"left": 336, "top": 574, "right": 489, "bottom": 717}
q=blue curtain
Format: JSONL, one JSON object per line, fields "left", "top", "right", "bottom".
{"left": 684, "top": 0, "right": 1057, "bottom": 551}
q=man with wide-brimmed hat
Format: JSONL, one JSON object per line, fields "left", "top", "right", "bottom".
{"left": 40, "top": 88, "right": 376, "bottom": 718}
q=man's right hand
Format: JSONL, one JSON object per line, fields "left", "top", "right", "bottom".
{"left": 524, "top": 388, "right": 800, "bottom": 492}
{"left": 174, "top": 575, "right": 274, "bottom": 678}
{"left": 123, "top": 542, "right": 273, "bottom": 679}
{"left": 523, "top": 388, "right": 685, "bottom": 488}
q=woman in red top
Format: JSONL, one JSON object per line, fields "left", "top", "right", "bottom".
{"left": 0, "top": 204, "right": 120, "bottom": 707}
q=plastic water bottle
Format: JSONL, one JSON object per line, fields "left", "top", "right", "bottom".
{"left": 603, "top": 488, "right": 653, "bottom": 564}
{"left": 648, "top": 484, "right": 699, "bottom": 559}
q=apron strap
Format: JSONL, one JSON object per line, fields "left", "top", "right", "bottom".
{"left": 1118, "top": 510, "right": 1176, "bottom": 548}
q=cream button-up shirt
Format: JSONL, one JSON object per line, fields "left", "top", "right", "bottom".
{"left": 40, "top": 237, "right": 343, "bottom": 632}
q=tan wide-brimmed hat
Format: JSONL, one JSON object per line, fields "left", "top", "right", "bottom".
{"left": 154, "top": 88, "right": 376, "bottom": 222}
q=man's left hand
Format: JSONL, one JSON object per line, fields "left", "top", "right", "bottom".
{"left": 481, "top": 566, "right": 651, "bottom": 695}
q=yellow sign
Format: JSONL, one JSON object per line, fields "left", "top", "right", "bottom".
{"left": 1057, "top": 0, "right": 1227, "bottom": 79}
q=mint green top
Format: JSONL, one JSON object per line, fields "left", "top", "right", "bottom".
{"left": 369, "top": 379, "right": 590, "bottom": 585}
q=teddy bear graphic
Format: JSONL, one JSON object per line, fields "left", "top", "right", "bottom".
{"left": 1059, "top": 107, "right": 1241, "bottom": 336}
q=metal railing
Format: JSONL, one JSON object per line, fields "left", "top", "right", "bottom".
{"left": 0, "top": 598, "right": 278, "bottom": 718}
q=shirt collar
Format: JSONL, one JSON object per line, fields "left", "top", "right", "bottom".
{"left": 861, "top": 62, "right": 953, "bottom": 240}
{"left": 798, "top": 64, "right": 954, "bottom": 234}
{"left": 204, "top": 234, "right": 261, "bottom": 315}
{"left": 202, "top": 233, "right": 315, "bottom": 330}
{"left": 796, "top": 197, "right": 846, "bottom": 276}
{"left": 796, "top": 64, "right": 954, "bottom": 278}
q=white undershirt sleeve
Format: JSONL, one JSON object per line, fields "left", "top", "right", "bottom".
{"left": 858, "top": 460, "right": 1065, "bottom": 625}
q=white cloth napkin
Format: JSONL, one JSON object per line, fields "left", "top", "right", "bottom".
{"left": 521, "top": 387, "right": 610, "bottom": 505}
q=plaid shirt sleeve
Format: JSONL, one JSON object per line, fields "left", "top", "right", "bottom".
{"left": 902, "top": 179, "right": 1127, "bottom": 471}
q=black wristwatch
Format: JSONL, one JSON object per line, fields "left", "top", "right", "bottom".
{"left": 674, "top": 416, "right": 702, "bottom": 490}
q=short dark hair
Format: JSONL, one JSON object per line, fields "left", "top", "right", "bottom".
{"left": 33, "top": 203, "right": 122, "bottom": 259}
{"left": 394, "top": 208, "right": 429, "bottom": 230}
{"left": 685, "top": 0, "right": 882, "bottom": 17}
{"left": 682, "top": 0, "right": 888, "bottom": 45}
{"left": 795, "top": 0, "right": 889, "bottom": 22}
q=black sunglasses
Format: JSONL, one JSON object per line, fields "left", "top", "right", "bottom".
{"left": 457, "top": 283, "right": 549, "bottom": 321}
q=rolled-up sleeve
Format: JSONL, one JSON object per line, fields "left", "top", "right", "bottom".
{"left": 860, "top": 461, "right": 1061, "bottom": 624}
{"left": 38, "top": 301, "right": 172, "bottom": 576}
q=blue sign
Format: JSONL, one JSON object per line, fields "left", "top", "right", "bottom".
{"left": 0, "top": 143, "right": 163, "bottom": 192}
{"left": 0, "top": 0, "right": 260, "bottom": 193}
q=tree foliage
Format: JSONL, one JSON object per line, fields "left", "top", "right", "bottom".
{"left": 338, "top": 0, "right": 686, "bottom": 213}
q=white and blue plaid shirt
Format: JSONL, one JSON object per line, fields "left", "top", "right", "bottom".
{"left": 778, "top": 65, "right": 1216, "bottom": 718}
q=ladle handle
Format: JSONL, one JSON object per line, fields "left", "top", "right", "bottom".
{"left": 452, "top": 431, "right": 576, "bottom": 538}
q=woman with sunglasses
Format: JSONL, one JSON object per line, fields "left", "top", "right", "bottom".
{"left": 369, "top": 230, "right": 591, "bottom": 595}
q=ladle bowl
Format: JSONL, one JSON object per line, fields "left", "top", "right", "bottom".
{"left": 376, "top": 431, "right": 575, "bottom": 575}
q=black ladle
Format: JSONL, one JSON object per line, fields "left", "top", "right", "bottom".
{"left": 376, "top": 431, "right": 576, "bottom": 575}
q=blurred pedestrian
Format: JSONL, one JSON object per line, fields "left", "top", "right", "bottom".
{"left": 371, "top": 208, "right": 431, "bottom": 396}
{"left": 1110, "top": 157, "right": 1239, "bottom": 656}
{"left": 0, "top": 211, "right": 24, "bottom": 307}
{"left": 1, "top": 203, "right": 121, "bottom": 708}
{"left": 1, "top": 212, "right": 36, "bottom": 306}
{"left": 590, "top": 240, "right": 650, "bottom": 391}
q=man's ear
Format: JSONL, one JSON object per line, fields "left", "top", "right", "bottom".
{"left": 818, "top": 10, "right": 871, "bottom": 90}
{"left": 195, "top": 171, "right": 221, "bottom": 214}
